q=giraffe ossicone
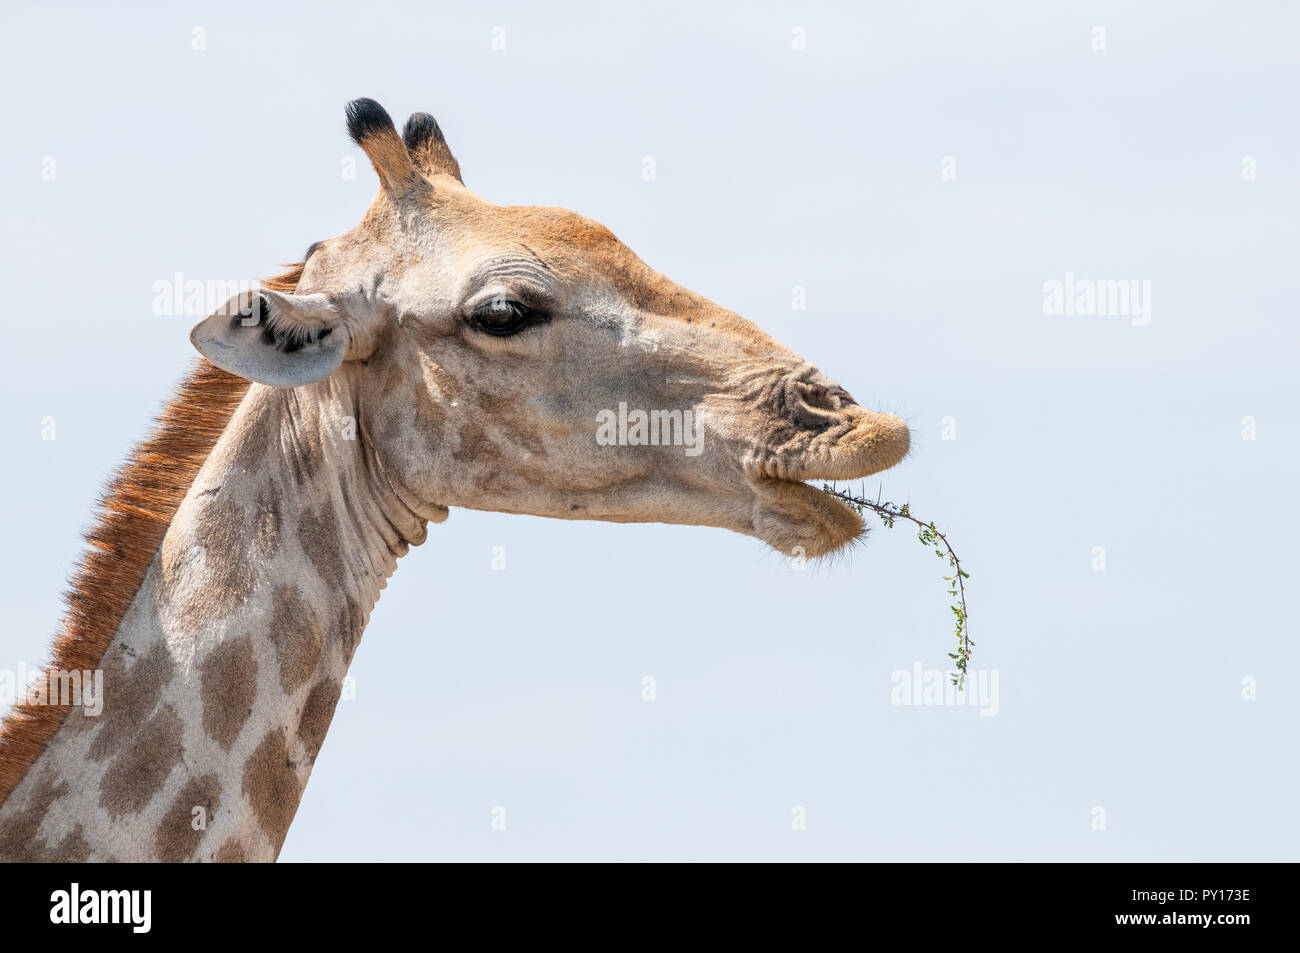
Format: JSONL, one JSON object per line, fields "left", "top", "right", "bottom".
{"left": 0, "top": 98, "right": 909, "bottom": 861}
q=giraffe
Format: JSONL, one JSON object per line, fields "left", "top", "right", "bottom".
{"left": 0, "top": 99, "right": 910, "bottom": 861}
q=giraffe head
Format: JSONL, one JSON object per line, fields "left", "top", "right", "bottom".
{"left": 191, "top": 99, "right": 910, "bottom": 559}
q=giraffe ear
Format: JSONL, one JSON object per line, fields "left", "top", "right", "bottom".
{"left": 189, "top": 289, "right": 347, "bottom": 388}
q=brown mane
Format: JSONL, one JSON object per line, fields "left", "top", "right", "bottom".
{"left": 0, "top": 263, "right": 304, "bottom": 808}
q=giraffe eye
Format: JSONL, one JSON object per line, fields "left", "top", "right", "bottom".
{"left": 468, "top": 297, "right": 545, "bottom": 337}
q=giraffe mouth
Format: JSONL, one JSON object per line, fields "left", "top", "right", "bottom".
{"left": 742, "top": 410, "right": 910, "bottom": 557}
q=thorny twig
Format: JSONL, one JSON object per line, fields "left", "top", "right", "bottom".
{"left": 821, "top": 482, "right": 973, "bottom": 689}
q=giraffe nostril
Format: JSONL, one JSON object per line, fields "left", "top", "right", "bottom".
{"left": 801, "top": 384, "right": 837, "bottom": 411}
{"left": 782, "top": 379, "right": 853, "bottom": 427}
{"left": 831, "top": 385, "right": 856, "bottom": 408}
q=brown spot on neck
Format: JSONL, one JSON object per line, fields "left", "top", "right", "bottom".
{"left": 200, "top": 635, "right": 257, "bottom": 751}
{"left": 50, "top": 824, "right": 92, "bottom": 862}
{"left": 242, "top": 729, "right": 302, "bottom": 857}
{"left": 269, "top": 586, "right": 325, "bottom": 694}
{"left": 214, "top": 838, "right": 247, "bottom": 862}
{"left": 0, "top": 769, "right": 90, "bottom": 861}
{"left": 337, "top": 597, "right": 365, "bottom": 664}
{"left": 161, "top": 496, "right": 257, "bottom": 632}
{"left": 298, "top": 679, "right": 343, "bottom": 765}
{"left": 154, "top": 773, "right": 222, "bottom": 862}
{"left": 297, "top": 507, "right": 348, "bottom": 591}
{"left": 88, "top": 640, "right": 175, "bottom": 762}
{"left": 98, "top": 704, "right": 183, "bottom": 819}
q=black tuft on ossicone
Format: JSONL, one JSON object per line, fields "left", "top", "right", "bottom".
{"left": 402, "top": 112, "right": 445, "bottom": 151}
{"left": 401, "top": 109, "right": 463, "bottom": 182}
{"left": 345, "top": 98, "right": 397, "bottom": 146}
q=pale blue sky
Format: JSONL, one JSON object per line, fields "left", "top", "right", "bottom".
{"left": 1, "top": 1, "right": 1295, "bottom": 860}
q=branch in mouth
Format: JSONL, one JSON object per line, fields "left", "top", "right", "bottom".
{"left": 819, "top": 482, "right": 974, "bottom": 690}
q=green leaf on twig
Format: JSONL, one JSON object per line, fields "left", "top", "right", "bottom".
{"left": 821, "top": 483, "right": 974, "bottom": 689}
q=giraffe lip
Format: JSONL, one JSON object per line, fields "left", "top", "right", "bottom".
{"left": 762, "top": 476, "right": 861, "bottom": 510}
{"left": 749, "top": 410, "right": 912, "bottom": 485}
{"left": 748, "top": 474, "right": 866, "bottom": 557}
{"left": 763, "top": 476, "right": 862, "bottom": 522}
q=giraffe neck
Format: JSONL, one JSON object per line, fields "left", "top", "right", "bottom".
{"left": 0, "top": 373, "right": 428, "bottom": 861}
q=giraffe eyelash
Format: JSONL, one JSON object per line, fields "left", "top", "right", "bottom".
{"left": 466, "top": 298, "right": 549, "bottom": 337}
